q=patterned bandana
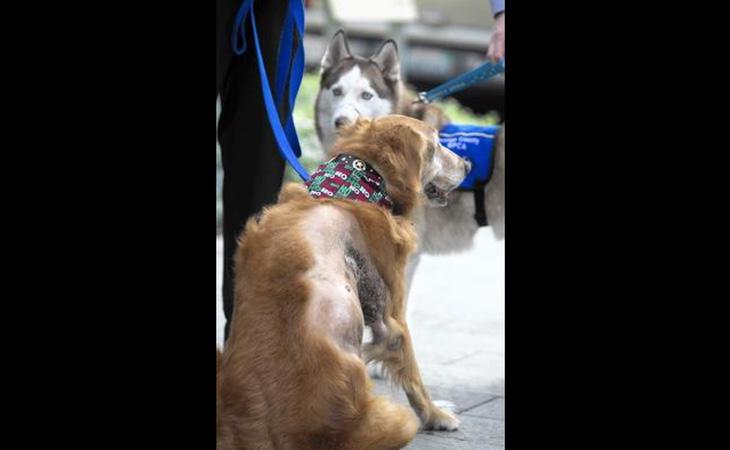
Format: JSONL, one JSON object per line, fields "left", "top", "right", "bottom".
{"left": 304, "top": 154, "right": 394, "bottom": 210}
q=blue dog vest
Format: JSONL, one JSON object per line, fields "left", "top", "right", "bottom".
{"left": 439, "top": 124, "right": 500, "bottom": 190}
{"left": 438, "top": 123, "right": 500, "bottom": 226}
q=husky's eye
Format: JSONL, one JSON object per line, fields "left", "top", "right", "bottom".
{"left": 361, "top": 91, "right": 373, "bottom": 100}
{"left": 332, "top": 87, "right": 343, "bottom": 96}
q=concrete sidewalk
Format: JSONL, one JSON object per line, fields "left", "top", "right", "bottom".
{"left": 216, "top": 228, "right": 504, "bottom": 449}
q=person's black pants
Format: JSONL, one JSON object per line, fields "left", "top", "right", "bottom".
{"left": 217, "top": 0, "right": 292, "bottom": 340}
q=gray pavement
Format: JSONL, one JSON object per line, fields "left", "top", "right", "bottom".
{"left": 216, "top": 227, "right": 504, "bottom": 449}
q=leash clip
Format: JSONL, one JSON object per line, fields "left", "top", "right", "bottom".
{"left": 416, "top": 91, "right": 431, "bottom": 104}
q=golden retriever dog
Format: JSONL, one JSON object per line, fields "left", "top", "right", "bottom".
{"left": 217, "top": 115, "right": 470, "bottom": 449}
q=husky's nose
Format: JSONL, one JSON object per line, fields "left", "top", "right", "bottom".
{"left": 334, "top": 117, "right": 350, "bottom": 129}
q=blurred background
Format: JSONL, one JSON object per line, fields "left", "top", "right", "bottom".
{"left": 217, "top": 0, "right": 504, "bottom": 233}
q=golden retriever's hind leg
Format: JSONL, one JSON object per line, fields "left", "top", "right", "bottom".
{"left": 344, "top": 396, "right": 419, "bottom": 450}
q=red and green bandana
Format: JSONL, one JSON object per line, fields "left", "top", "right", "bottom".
{"left": 305, "top": 154, "right": 394, "bottom": 210}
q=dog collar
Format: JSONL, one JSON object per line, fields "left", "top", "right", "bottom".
{"left": 305, "top": 154, "right": 394, "bottom": 210}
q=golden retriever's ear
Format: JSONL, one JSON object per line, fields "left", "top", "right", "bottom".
{"left": 384, "top": 124, "right": 426, "bottom": 163}
{"left": 373, "top": 123, "right": 425, "bottom": 184}
{"left": 377, "top": 123, "right": 424, "bottom": 189}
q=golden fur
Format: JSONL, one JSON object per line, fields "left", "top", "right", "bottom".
{"left": 217, "top": 116, "right": 467, "bottom": 449}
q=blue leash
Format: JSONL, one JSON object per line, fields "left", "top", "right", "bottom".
{"left": 231, "top": 0, "right": 309, "bottom": 181}
{"left": 417, "top": 59, "right": 505, "bottom": 104}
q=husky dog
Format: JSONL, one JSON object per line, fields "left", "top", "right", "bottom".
{"left": 316, "top": 30, "right": 505, "bottom": 294}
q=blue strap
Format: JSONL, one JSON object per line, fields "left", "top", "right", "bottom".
{"left": 231, "top": 0, "right": 252, "bottom": 56}
{"left": 231, "top": 0, "right": 309, "bottom": 181}
{"left": 274, "top": 12, "right": 294, "bottom": 108}
{"left": 287, "top": 0, "right": 305, "bottom": 119}
{"left": 280, "top": 0, "right": 305, "bottom": 160}
{"left": 273, "top": 11, "right": 302, "bottom": 159}
{"left": 418, "top": 59, "right": 505, "bottom": 104}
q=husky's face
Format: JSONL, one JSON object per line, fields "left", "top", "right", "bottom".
{"left": 316, "top": 31, "right": 402, "bottom": 151}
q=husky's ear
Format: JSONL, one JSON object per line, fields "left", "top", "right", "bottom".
{"left": 320, "top": 30, "right": 351, "bottom": 74}
{"left": 370, "top": 40, "right": 400, "bottom": 82}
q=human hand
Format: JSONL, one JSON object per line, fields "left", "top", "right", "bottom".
{"left": 487, "top": 12, "right": 505, "bottom": 63}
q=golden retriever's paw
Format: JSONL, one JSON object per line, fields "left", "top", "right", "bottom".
{"left": 422, "top": 402, "right": 460, "bottom": 431}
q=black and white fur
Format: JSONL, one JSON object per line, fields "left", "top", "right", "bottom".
{"left": 315, "top": 32, "right": 402, "bottom": 152}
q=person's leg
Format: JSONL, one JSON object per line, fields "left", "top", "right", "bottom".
{"left": 217, "top": 0, "right": 291, "bottom": 341}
